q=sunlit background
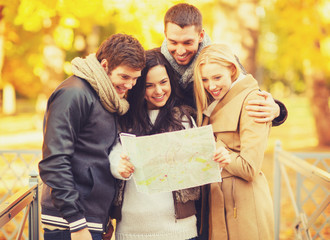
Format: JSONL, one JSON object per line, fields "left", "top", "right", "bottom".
{"left": 0, "top": 0, "right": 329, "bottom": 239}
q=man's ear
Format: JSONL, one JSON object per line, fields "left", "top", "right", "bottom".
{"left": 164, "top": 29, "right": 168, "bottom": 39}
{"left": 101, "top": 59, "right": 108, "bottom": 73}
{"left": 198, "top": 29, "right": 205, "bottom": 43}
{"left": 164, "top": 22, "right": 167, "bottom": 38}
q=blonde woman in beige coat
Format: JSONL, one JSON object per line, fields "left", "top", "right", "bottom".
{"left": 193, "top": 44, "right": 274, "bottom": 240}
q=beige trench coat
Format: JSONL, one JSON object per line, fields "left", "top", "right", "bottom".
{"left": 202, "top": 75, "right": 274, "bottom": 240}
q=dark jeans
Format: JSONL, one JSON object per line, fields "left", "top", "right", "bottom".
{"left": 44, "top": 229, "right": 102, "bottom": 240}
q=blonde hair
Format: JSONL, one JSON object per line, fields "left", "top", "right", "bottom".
{"left": 193, "top": 43, "right": 241, "bottom": 126}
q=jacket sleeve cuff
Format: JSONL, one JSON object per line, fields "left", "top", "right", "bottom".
{"left": 66, "top": 215, "right": 88, "bottom": 232}
{"left": 109, "top": 139, "right": 132, "bottom": 180}
{"left": 272, "top": 99, "right": 288, "bottom": 127}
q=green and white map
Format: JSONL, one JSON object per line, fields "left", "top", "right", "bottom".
{"left": 120, "top": 125, "right": 221, "bottom": 194}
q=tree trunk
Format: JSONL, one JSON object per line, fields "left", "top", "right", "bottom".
{"left": 0, "top": 6, "right": 16, "bottom": 114}
{"left": 0, "top": 6, "right": 4, "bottom": 85}
{"left": 304, "top": 66, "right": 330, "bottom": 146}
{"left": 309, "top": 73, "right": 330, "bottom": 146}
{"left": 3, "top": 82, "right": 16, "bottom": 115}
{"left": 237, "top": 0, "right": 259, "bottom": 77}
{"left": 207, "top": 0, "right": 259, "bottom": 77}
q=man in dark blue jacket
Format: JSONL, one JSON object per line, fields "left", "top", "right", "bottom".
{"left": 39, "top": 33, "right": 145, "bottom": 240}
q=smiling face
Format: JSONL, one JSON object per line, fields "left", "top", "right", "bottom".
{"left": 200, "top": 62, "right": 233, "bottom": 101}
{"left": 144, "top": 65, "right": 172, "bottom": 110}
{"left": 165, "top": 22, "right": 204, "bottom": 66}
{"left": 101, "top": 60, "right": 141, "bottom": 99}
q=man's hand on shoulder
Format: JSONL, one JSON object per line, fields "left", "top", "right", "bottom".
{"left": 245, "top": 90, "right": 280, "bottom": 123}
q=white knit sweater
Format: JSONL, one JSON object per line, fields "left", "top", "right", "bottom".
{"left": 109, "top": 109, "right": 197, "bottom": 240}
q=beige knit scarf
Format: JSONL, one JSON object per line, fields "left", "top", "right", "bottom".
{"left": 71, "top": 53, "right": 129, "bottom": 115}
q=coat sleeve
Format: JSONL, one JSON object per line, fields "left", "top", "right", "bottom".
{"left": 272, "top": 99, "right": 288, "bottom": 126}
{"left": 109, "top": 137, "right": 132, "bottom": 180}
{"left": 39, "top": 86, "right": 90, "bottom": 230}
{"left": 220, "top": 91, "right": 271, "bottom": 182}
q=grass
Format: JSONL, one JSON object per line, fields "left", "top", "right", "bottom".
{"left": 0, "top": 96, "right": 329, "bottom": 239}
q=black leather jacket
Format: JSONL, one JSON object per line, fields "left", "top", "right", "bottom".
{"left": 39, "top": 76, "right": 117, "bottom": 233}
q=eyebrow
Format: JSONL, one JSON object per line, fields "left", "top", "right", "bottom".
{"left": 167, "top": 38, "right": 195, "bottom": 43}
{"left": 119, "top": 73, "right": 140, "bottom": 79}
{"left": 146, "top": 77, "right": 168, "bottom": 84}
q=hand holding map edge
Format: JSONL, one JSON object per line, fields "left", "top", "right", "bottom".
{"left": 118, "top": 153, "right": 135, "bottom": 179}
{"left": 120, "top": 125, "right": 221, "bottom": 194}
{"left": 213, "top": 146, "right": 231, "bottom": 169}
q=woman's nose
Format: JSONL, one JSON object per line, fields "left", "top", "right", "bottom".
{"left": 209, "top": 81, "right": 216, "bottom": 90}
{"left": 155, "top": 85, "right": 162, "bottom": 94}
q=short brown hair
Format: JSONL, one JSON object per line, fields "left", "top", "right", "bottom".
{"left": 164, "top": 3, "right": 202, "bottom": 32}
{"left": 96, "top": 33, "right": 146, "bottom": 72}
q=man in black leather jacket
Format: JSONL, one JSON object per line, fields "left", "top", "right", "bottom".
{"left": 39, "top": 33, "right": 145, "bottom": 240}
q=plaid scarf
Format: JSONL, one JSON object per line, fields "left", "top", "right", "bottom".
{"left": 161, "top": 33, "right": 211, "bottom": 89}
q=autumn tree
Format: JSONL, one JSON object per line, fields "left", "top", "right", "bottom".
{"left": 199, "top": 0, "right": 260, "bottom": 77}
{"left": 0, "top": 5, "right": 4, "bottom": 87}
{"left": 259, "top": 0, "right": 330, "bottom": 146}
{"left": 1, "top": 0, "right": 114, "bottom": 99}
{"left": 0, "top": 0, "right": 172, "bottom": 104}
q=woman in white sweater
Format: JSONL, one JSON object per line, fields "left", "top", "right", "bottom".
{"left": 109, "top": 49, "right": 230, "bottom": 240}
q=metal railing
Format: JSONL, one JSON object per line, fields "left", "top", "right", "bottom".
{"left": 1, "top": 146, "right": 329, "bottom": 239}
{"left": 273, "top": 140, "right": 330, "bottom": 240}
{"left": 0, "top": 173, "right": 40, "bottom": 240}
{"left": 0, "top": 150, "right": 41, "bottom": 239}
{"left": 0, "top": 150, "right": 42, "bottom": 204}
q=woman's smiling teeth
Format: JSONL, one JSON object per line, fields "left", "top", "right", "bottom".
{"left": 211, "top": 89, "right": 221, "bottom": 96}
{"left": 153, "top": 94, "right": 165, "bottom": 101}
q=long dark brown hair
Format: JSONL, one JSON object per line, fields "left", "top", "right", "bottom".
{"left": 119, "top": 48, "right": 194, "bottom": 136}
